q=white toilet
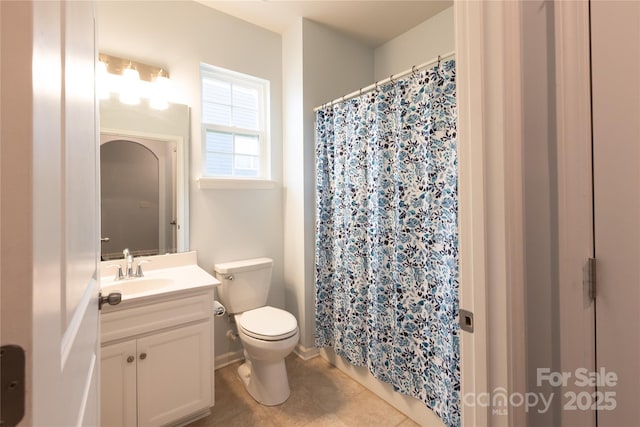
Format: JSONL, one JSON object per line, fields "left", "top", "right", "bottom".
{"left": 213, "top": 257, "right": 299, "bottom": 406}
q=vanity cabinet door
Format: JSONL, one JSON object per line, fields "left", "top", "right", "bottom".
{"left": 136, "top": 321, "right": 212, "bottom": 427}
{"left": 101, "top": 340, "right": 137, "bottom": 427}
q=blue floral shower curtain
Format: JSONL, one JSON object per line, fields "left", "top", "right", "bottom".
{"left": 315, "top": 59, "right": 459, "bottom": 427}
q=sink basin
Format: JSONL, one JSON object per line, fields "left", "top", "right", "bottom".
{"left": 99, "top": 252, "right": 221, "bottom": 306}
{"left": 101, "top": 277, "right": 174, "bottom": 297}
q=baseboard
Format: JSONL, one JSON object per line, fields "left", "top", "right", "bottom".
{"left": 174, "top": 408, "right": 211, "bottom": 427}
{"left": 214, "top": 350, "right": 243, "bottom": 370}
{"left": 214, "top": 345, "right": 317, "bottom": 370}
{"left": 294, "top": 343, "right": 319, "bottom": 360}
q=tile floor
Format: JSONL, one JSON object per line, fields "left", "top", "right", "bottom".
{"left": 188, "top": 354, "right": 420, "bottom": 427}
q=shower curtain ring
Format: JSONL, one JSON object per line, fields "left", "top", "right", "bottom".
{"left": 412, "top": 65, "right": 417, "bottom": 76}
{"left": 389, "top": 74, "right": 395, "bottom": 84}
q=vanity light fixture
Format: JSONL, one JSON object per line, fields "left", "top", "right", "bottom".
{"left": 98, "top": 53, "right": 171, "bottom": 109}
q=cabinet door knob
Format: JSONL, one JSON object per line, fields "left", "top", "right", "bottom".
{"left": 139, "top": 352, "right": 147, "bottom": 360}
{"left": 126, "top": 355, "right": 135, "bottom": 364}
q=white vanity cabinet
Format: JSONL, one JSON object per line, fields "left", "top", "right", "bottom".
{"left": 100, "top": 288, "right": 214, "bottom": 427}
{"left": 101, "top": 340, "right": 137, "bottom": 426}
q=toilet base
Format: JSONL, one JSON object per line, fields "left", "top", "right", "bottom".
{"left": 237, "top": 358, "right": 291, "bottom": 406}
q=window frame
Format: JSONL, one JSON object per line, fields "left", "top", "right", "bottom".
{"left": 199, "top": 64, "right": 272, "bottom": 186}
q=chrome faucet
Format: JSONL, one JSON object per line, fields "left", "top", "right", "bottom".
{"left": 123, "top": 248, "right": 134, "bottom": 278}
{"left": 109, "top": 248, "right": 150, "bottom": 281}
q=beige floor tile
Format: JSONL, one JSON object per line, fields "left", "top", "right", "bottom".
{"left": 265, "top": 384, "right": 328, "bottom": 427}
{"left": 210, "top": 409, "right": 279, "bottom": 427}
{"left": 301, "top": 370, "right": 366, "bottom": 414}
{"left": 301, "top": 413, "right": 349, "bottom": 427}
{"left": 333, "top": 389, "right": 407, "bottom": 427}
{"left": 395, "top": 417, "right": 422, "bottom": 427}
{"left": 198, "top": 362, "right": 266, "bottom": 425}
{"left": 188, "top": 355, "right": 425, "bottom": 427}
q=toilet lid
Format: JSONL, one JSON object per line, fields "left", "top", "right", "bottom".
{"left": 238, "top": 306, "right": 298, "bottom": 341}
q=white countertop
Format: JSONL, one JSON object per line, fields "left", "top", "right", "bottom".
{"left": 100, "top": 251, "right": 220, "bottom": 307}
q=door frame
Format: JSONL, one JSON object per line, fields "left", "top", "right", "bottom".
{"left": 457, "top": 2, "right": 598, "bottom": 426}
{"left": 0, "top": 1, "right": 36, "bottom": 424}
{"left": 554, "top": 2, "right": 597, "bottom": 427}
{"left": 455, "top": 1, "right": 527, "bottom": 426}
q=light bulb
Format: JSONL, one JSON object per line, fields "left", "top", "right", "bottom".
{"left": 119, "top": 66, "right": 140, "bottom": 105}
{"left": 149, "top": 74, "right": 170, "bottom": 110}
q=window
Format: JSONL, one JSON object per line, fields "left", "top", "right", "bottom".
{"left": 200, "top": 64, "right": 270, "bottom": 183}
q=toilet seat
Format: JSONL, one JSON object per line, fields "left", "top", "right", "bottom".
{"left": 237, "top": 306, "right": 298, "bottom": 341}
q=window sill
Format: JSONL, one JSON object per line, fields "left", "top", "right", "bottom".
{"left": 197, "top": 177, "right": 277, "bottom": 190}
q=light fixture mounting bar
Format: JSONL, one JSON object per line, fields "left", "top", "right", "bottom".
{"left": 99, "top": 53, "right": 169, "bottom": 82}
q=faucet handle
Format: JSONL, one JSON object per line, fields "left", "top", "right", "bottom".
{"left": 107, "top": 264, "right": 125, "bottom": 281}
{"left": 135, "top": 259, "right": 151, "bottom": 278}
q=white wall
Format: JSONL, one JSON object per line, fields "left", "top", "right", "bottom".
{"left": 282, "top": 18, "right": 307, "bottom": 352}
{"left": 301, "top": 20, "right": 375, "bottom": 351}
{"left": 1, "top": 2, "right": 35, "bottom": 423}
{"left": 374, "top": 6, "right": 454, "bottom": 80}
{"left": 96, "top": 0, "right": 284, "bottom": 362}
{"left": 282, "top": 18, "right": 374, "bottom": 353}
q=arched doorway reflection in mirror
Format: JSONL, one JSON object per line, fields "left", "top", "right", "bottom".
{"left": 100, "top": 135, "right": 177, "bottom": 260}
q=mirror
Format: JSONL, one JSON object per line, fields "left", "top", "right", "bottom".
{"left": 100, "top": 98, "right": 190, "bottom": 260}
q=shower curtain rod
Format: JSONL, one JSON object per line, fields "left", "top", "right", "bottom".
{"left": 313, "top": 50, "right": 456, "bottom": 112}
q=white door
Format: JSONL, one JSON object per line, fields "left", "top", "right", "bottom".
{"left": 0, "top": 1, "right": 100, "bottom": 425}
{"left": 591, "top": 1, "right": 640, "bottom": 425}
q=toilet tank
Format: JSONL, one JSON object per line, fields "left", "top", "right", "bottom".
{"left": 213, "top": 257, "right": 273, "bottom": 313}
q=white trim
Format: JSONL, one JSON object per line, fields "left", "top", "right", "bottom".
{"left": 200, "top": 64, "right": 271, "bottom": 181}
{"left": 75, "top": 353, "right": 97, "bottom": 427}
{"left": 554, "top": 2, "right": 596, "bottom": 427}
{"left": 197, "top": 177, "right": 276, "bottom": 190}
{"left": 455, "top": 1, "right": 527, "bottom": 426}
{"left": 213, "top": 350, "right": 243, "bottom": 370}
{"left": 455, "top": 1, "right": 488, "bottom": 425}
{"left": 213, "top": 345, "right": 318, "bottom": 371}
{"left": 60, "top": 280, "right": 94, "bottom": 368}
{"left": 293, "top": 344, "right": 319, "bottom": 360}
{"left": 502, "top": 3, "right": 527, "bottom": 427}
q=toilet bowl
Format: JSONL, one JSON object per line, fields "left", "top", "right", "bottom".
{"left": 214, "top": 258, "right": 299, "bottom": 406}
{"left": 235, "top": 306, "right": 299, "bottom": 405}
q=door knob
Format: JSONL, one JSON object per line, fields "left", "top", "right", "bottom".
{"left": 98, "top": 292, "right": 122, "bottom": 310}
{"left": 126, "top": 355, "right": 135, "bottom": 364}
{"left": 139, "top": 352, "right": 147, "bottom": 360}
